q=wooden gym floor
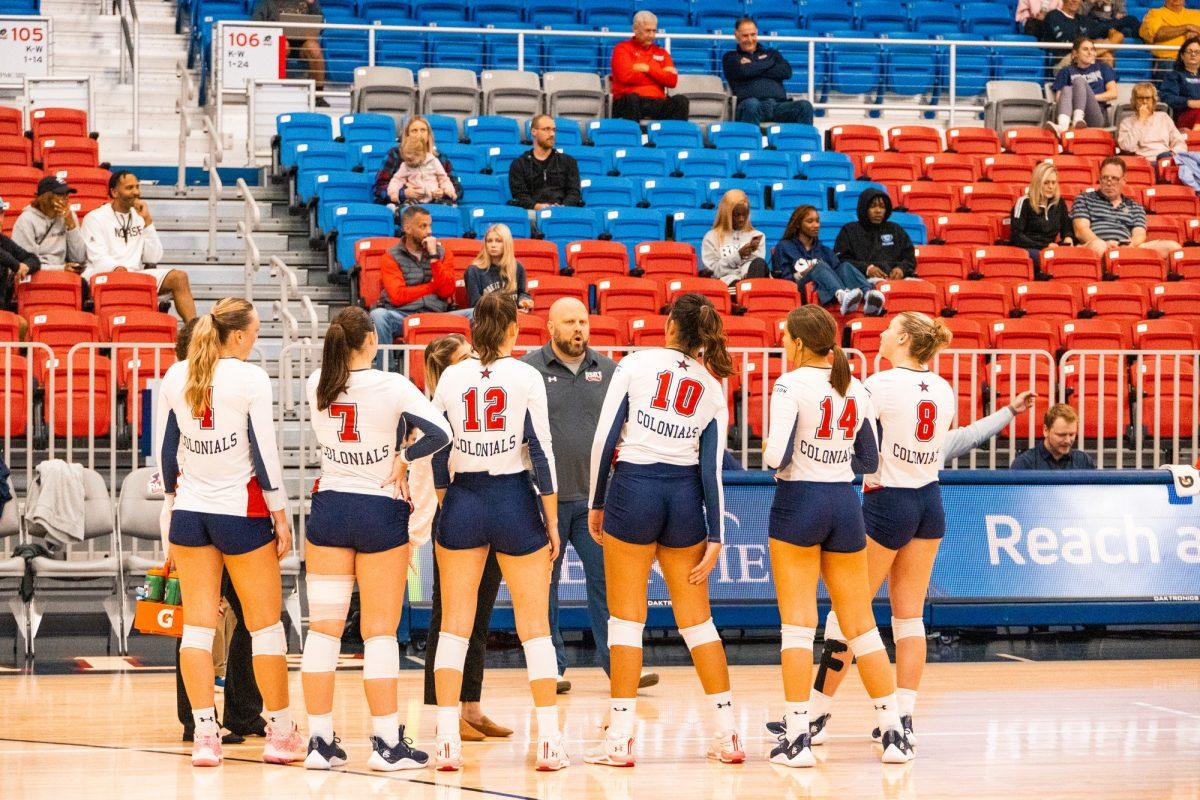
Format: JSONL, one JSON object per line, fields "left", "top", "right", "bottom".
{"left": 0, "top": 660, "right": 1197, "bottom": 799}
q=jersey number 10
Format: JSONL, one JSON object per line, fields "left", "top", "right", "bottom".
{"left": 650, "top": 371, "right": 704, "bottom": 417}
{"left": 463, "top": 387, "right": 508, "bottom": 432}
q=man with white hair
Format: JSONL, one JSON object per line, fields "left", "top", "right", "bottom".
{"left": 610, "top": 10, "right": 689, "bottom": 121}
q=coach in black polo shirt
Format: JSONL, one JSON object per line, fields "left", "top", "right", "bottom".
{"left": 1011, "top": 403, "right": 1097, "bottom": 470}
{"left": 522, "top": 297, "right": 658, "bottom": 693}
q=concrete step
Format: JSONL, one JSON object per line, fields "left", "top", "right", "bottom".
{"left": 165, "top": 249, "right": 329, "bottom": 268}
{"left": 158, "top": 230, "right": 290, "bottom": 250}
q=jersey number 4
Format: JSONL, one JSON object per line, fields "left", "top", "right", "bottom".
{"left": 463, "top": 387, "right": 508, "bottom": 432}
{"left": 194, "top": 388, "right": 214, "bottom": 430}
{"left": 329, "top": 403, "right": 361, "bottom": 443}
{"left": 914, "top": 399, "right": 937, "bottom": 442}
{"left": 650, "top": 371, "right": 704, "bottom": 417}
{"left": 816, "top": 396, "right": 859, "bottom": 440}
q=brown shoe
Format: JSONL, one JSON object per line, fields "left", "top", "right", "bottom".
{"left": 459, "top": 717, "right": 486, "bottom": 742}
{"left": 466, "top": 715, "right": 513, "bottom": 738}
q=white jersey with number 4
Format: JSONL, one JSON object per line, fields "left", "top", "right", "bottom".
{"left": 306, "top": 368, "right": 451, "bottom": 498}
{"left": 765, "top": 366, "right": 876, "bottom": 483}
{"left": 863, "top": 367, "right": 957, "bottom": 489}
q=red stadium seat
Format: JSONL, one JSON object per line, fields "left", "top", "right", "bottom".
{"left": 1144, "top": 215, "right": 1187, "bottom": 245}
{"left": 1061, "top": 319, "right": 1125, "bottom": 351}
{"left": 595, "top": 276, "right": 661, "bottom": 319}
{"left": 736, "top": 278, "right": 800, "bottom": 324}
{"left": 1156, "top": 154, "right": 1180, "bottom": 185}
{"left": 439, "top": 237, "right": 484, "bottom": 273}
{"left": 945, "top": 126, "right": 1001, "bottom": 155}
{"left": 957, "top": 182, "right": 1018, "bottom": 215}
{"left": 1050, "top": 155, "right": 1097, "bottom": 186}
{"left": 1060, "top": 353, "right": 1128, "bottom": 437}
{"left": 989, "top": 355, "right": 1055, "bottom": 432}
{"left": 980, "top": 153, "right": 1036, "bottom": 185}
{"left": 1084, "top": 282, "right": 1149, "bottom": 345}
{"left": 860, "top": 152, "right": 921, "bottom": 184}
{"left": 634, "top": 241, "right": 697, "bottom": 282}
{"left": 91, "top": 271, "right": 158, "bottom": 318}
{"left": 27, "top": 309, "right": 101, "bottom": 362}
{"left": 921, "top": 152, "right": 980, "bottom": 183}
{"left": 104, "top": 309, "right": 178, "bottom": 345}
{"left": 516, "top": 313, "right": 548, "bottom": 348}
{"left": 1151, "top": 281, "right": 1200, "bottom": 316}
{"left": 896, "top": 183, "right": 956, "bottom": 215}
{"left": 945, "top": 281, "right": 1010, "bottom": 322}
{"left": 566, "top": 240, "right": 629, "bottom": 281}
{"left": 1122, "top": 155, "right": 1155, "bottom": 191}
{"left": 49, "top": 166, "right": 110, "bottom": 201}
{"left": 1186, "top": 129, "right": 1200, "bottom": 150}
{"left": 513, "top": 238, "right": 560, "bottom": 276}
{"left": 722, "top": 315, "right": 772, "bottom": 349}
{"left": 0, "top": 165, "right": 41, "bottom": 209}
{"left": 587, "top": 314, "right": 626, "bottom": 349}
{"left": 16, "top": 270, "right": 83, "bottom": 316}
{"left": 0, "top": 353, "right": 30, "bottom": 438}
{"left": 929, "top": 347, "right": 988, "bottom": 425}
{"left": 627, "top": 314, "right": 668, "bottom": 346}
{"left": 1003, "top": 127, "right": 1059, "bottom": 157}
{"left": 0, "top": 310, "right": 22, "bottom": 342}
{"left": 847, "top": 317, "right": 890, "bottom": 367}
{"left": 39, "top": 349, "right": 113, "bottom": 438}
{"left": 887, "top": 125, "right": 942, "bottom": 154}
{"left": 1039, "top": 246, "right": 1102, "bottom": 289}
{"left": 663, "top": 277, "right": 730, "bottom": 312}
{"left": 526, "top": 275, "right": 588, "bottom": 312}
{"left": 876, "top": 279, "right": 941, "bottom": 314}
{"left": 1168, "top": 247, "right": 1200, "bottom": 280}
{"left": 1143, "top": 185, "right": 1200, "bottom": 217}
{"left": 1058, "top": 128, "right": 1115, "bottom": 157}
{"left": 1134, "top": 318, "right": 1197, "bottom": 350}
{"left": 933, "top": 214, "right": 998, "bottom": 247}
{"left": 39, "top": 137, "right": 100, "bottom": 171}
{"left": 1102, "top": 247, "right": 1167, "bottom": 288}
{"left": 1013, "top": 282, "right": 1080, "bottom": 325}
{"left": 0, "top": 136, "right": 32, "bottom": 168}
{"left": 353, "top": 236, "right": 400, "bottom": 308}
{"left": 828, "top": 124, "right": 884, "bottom": 155}
{"left": 941, "top": 316, "right": 990, "bottom": 348}
{"left": 401, "top": 313, "right": 472, "bottom": 390}
{"left": 914, "top": 245, "right": 969, "bottom": 283}
{"left": 969, "top": 246, "right": 1034, "bottom": 286}
{"left": 30, "top": 107, "right": 89, "bottom": 139}
{"left": 1133, "top": 357, "right": 1197, "bottom": 437}
{"left": 0, "top": 106, "right": 22, "bottom": 137}
{"left": 121, "top": 348, "right": 178, "bottom": 425}
{"left": 991, "top": 318, "right": 1059, "bottom": 351}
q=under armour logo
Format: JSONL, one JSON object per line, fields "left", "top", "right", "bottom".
{"left": 716, "top": 701, "right": 733, "bottom": 709}
{"left": 613, "top": 706, "right": 629, "bottom": 712}
{"left": 547, "top": 376, "right": 558, "bottom": 382}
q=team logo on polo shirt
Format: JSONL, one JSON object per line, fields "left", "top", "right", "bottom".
{"left": 585, "top": 370, "right": 603, "bottom": 382}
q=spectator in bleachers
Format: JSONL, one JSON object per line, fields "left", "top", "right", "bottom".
{"left": 609, "top": 11, "right": 689, "bottom": 122}
{"left": 386, "top": 134, "right": 458, "bottom": 206}
{"left": 1045, "top": 37, "right": 1118, "bottom": 134}
{"left": 508, "top": 115, "right": 582, "bottom": 211}
{"left": 369, "top": 205, "right": 457, "bottom": 361}
{"left": 11, "top": 177, "right": 86, "bottom": 274}
{"left": 1158, "top": 37, "right": 1200, "bottom": 129}
{"left": 373, "top": 116, "right": 462, "bottom": 207}
{"left": 1017, "top": 0, "right": 1063, "bottom": 40}
{"left": 833, "top": 188, "right": 916, "bottom": 281}
{"left": 1010, "top": 162, "right": 1075, "bottom": 270}
{"left": 251, "top": 0, "right": 327, "bottom": 105}
{"left": 464, "top": 223, "right": 533, "bottom": 311}
{"left": 1010, "top": 403, "right": 1097, "bottom": 469}
{"left": 721, "top": 18, "right": 814, "bottom": 127}
{"left": 80, "top": 171, "right": 197, "bottom": 322}
{"left": 769, "top": 205, "right": 887, "bottom": 316}
{"left": 0, "top": 202, "right": 39, "bottom": 325}
{"left": 1082, "top": 0, "right": 1141, "bottom": 40}
{"left": 1042, "top": 0, "right": 1125, "bottom": 67}
{"left": 1118, "top": 82, "right": 1188, "bottom": 157}
{"left": 1072, "top": 155, "right": 1182, "bottom": 256}
{"left": 701, "top": 189, "right": 768, "bottom": 289}
{"left": 1140, "top": 0, "right": 1200, "bottom": 63}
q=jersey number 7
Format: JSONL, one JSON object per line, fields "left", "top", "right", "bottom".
{"left": 815, "top": 396, "right": 859, "bottom": 440}
{"left": 329, "top": 403, "right": 361, "bottom": 443}
{"left": 463, "top": 387, "right": 508, "bottom": 432}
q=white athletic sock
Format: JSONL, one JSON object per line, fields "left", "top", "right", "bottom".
{"left": 897, "top": 688, "right": 917, "bottom": 718}
{"left": 783, "top": 702, "right": 809, "bottom": 740}
{"left": 266, "top": 708, "right": 292, "bottom": 731}
{"left": 535, "top": 706, "right": 559, "bottom": 738}
{"left": 709, "top": 691, "right": 735, "bottom": 733}
{"left": 436, "top": 705, "right": 460, "bottom": 739}
{"left": 1057, "top": 114, "right": 1070, "bottom": 130}
{"left": 308, "top": 713, "right": 334, "bottom": 742}
{"left": 809, "top": 689, "right": 833, "bottom": 719}
{"left": 1071, "top": 108, "right": 1085, "bottom": 124}
{"left": 373, "top": 713, "right": 399, "bottom": 746}
{"left": 873, "top": 693, "right": 902, "bottom": 733}
{"left": 192, "top": 707, "right": 219, "bottom": 737}
{"left": 609, "top": 697, "right": 637, "bottom": 738}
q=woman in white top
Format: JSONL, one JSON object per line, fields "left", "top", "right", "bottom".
{"left": 701, "top": 189, "right": 768, "bottom": 288}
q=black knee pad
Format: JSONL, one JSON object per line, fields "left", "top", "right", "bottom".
{"left": 813, "top": 637, "right": 850, "bottom": 692}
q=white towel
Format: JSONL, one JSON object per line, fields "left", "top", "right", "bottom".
{"left": 1165, "top": 464, "right": 1200, "bottom": 498}
{"left": 25, "top": 459, "right": 86, "bottom": 545}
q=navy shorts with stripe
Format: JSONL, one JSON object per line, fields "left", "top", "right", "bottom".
{"left": 863, "top": 483, "right": 946, "bottom": 550}
{"left": 170, "top": 510, "right": 274, "bottom": 556}
{"left": 602, "top": 462, "right": 707, "bottom": 549}
{"left": 437, "top": 471, "right": 548, "bottom": 556}
{"left": 307, "top": 490, "right": 411, "bottom": 553}
{"left": 769, "top": 480, "right": 866, "bottom": 553}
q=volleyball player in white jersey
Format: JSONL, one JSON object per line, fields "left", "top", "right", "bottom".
{"left": 429, "top": 292, "right": 566, "bottom": 772}
{"left": 300, "top": 307, "right": 451, "bottom": 771}
{"left": 801, "top": 311, "right": 957, "bottom": 749}
{"left": 762, "top": 304, "right": 913, "bottom": 767}
{"left": 587, "top": 293, "right": 745, "bottom": 767}
{"left": 154, "top": 298, "right": 300, "bottom": 768}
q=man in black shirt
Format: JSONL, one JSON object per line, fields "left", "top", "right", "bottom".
{"left": 508, "top": 115, "right": 583, "bottom": 211}
{"left": 1011, "top": 404, "right": 1097, "bottom": 469}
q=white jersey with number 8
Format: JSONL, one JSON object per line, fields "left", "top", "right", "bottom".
{"left": 862, "top": 367, "right": 957, "bottom": 489}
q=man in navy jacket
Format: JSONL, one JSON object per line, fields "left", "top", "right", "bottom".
{"left": 721, "top": 18, "right": 814, "bottom": 126}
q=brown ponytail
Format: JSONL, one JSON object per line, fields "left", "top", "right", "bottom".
{"left": 896, "top": 311, "right": 954, "bottom": 364}
{"left": 471, "top": 291, "right": 518, "bottom": 365}
{"left": 316, "top": 306, "right": 375, "bottom": 411}
{"left": 784, "top": 304, "right": 850, "bottom": 396}
{"left": 424, "top": 332, "right": 469, "bottom": 394}
{"left": 668, "top": 293, "right": 734, "bottom": 378}
{"left": 184, "top": 298, "right": 255, "bottom": 417}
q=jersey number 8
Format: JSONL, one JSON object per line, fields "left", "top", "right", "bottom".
{"left": 650, "top": 371, "right": 704, "bottom": 417}
{"left": 463, "top": 387, "right": 508, "bottom": 432}
{"left": 915, "top": 399, "right": 937, "bottom": 442}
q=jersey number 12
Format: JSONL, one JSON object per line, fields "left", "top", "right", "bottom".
{"left": 463, "top": 387, "right": 508, "bottom": 432}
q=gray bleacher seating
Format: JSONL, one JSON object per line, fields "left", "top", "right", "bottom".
{"left": 482, "top": 69, "right": 544, "bottom": 119}
{"left": 1110, "top": 82, "right": 1170, "bottom": 129}
{"left": 0, "top": 480, "right": 28, "bottom": 657}
{"left": 418, "top": 67, "right": 483, "bottom": 120}
{"left": 670, "top": 74, "right": 734, "bottom": 126}
{"left": 984, "top": 80, "right": 1050, "bottom": 131}
{"left": 543, "top": 71, "right": 606, "bottom": 123}
{"left": 351, "top": 66, "right": 416, "bottom": 127}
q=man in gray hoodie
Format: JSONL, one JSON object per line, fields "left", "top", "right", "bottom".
{"left": 11, "top": 176, "right": 87, "bottom": 273}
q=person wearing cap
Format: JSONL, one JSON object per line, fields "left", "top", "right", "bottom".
{"left": 11, "top": 175, "right": 87, "bottom": 273}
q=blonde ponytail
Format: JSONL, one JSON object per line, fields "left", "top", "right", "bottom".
{"left": 184, "top": 298, "right": 255, "bottom": 418}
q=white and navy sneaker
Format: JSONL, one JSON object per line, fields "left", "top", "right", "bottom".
{"left": 368, "top": 727, "right": 429, "bottom": 771}
{"left": 863, "top": 289, "right": 886, "bottom": 316}
{"left": 769, "top": 730, "right": 815, "bottom": 768}
{"left": 769, "top": 713, "right": 833, "bottom": 745}
{"left": 584, "top": 732, "right": 636, "bottom": 767}
{"left": 837, "top": 288, "right": 864, "bottom": 315}
{"left": 705, "top": 730, "right": 746, "bottom": 764}
{"left": 535, "top": 734, "right": 571, "bottom": 771}
{"left": 304, "top": 734, "right": 347, "bottom": 770}
{"left": 872, "top": 715, "right": 915, "bottom": 746}
{"left": 880, "top": 728, "right": 915, "bottom": 763}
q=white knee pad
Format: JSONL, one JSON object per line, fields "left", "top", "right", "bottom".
{"left": 679, "top": 618, "right": 721, "bottom": 651}
{"left": 891, "top": 617, "right": 926, "bottom": 642}
{"left": 780, "top": 624, "right": 816, "bottom": 653}
{"left": 363, "top": 635, "right": 400, "bottom": 681}
{"left": 306, "top": 574, "right": 354, "bottom": 623}
{"left": 848, "top": 628, "right": 886, "bottom": 659}
{"left": 433, "top": 632, "right": 469, "bottom": 674}
{"left": 250, "top": 621, "right": 288, "bottom": 657}
{"left": 181, "top": 625, "right": 216, "bottom": 653}
{"left": 607, "top": 617, "right": 645, "bottom": 650}
{"left": 522, "top": 636, "right": 557, "bottom": 682}
{"left": 301, "top": 630, "right": 341, "bottom": 674}
{"left": 824, "top": 610, "right": 844, "bottom": 642}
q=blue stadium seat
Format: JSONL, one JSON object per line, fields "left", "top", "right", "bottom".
{"left": 989, "top": 36, "right": 1047, "bottom": 84}
{"left": 330, "top": 203, "right": 396, "bottom": 272}
{"left": 891, "top": 211, "right": 928, "bottom": 245}
{"left": 1120, "top": 48, "right": 1153, "bottom": 82}
{"left": 640, "top": 177, "right": 706, "bottom": 208}
{"left": 464, "top": 115, "right": 523, "bottom": 145}
{"left": 562, "top": 145, "right": 612, "bottom": 178}
{"left": 484, "top": 144, "right": 528, "bottom": 175}
{"left": 807, "top": 7, "right": 854, "bottom": 34}
{"left": 768, "top": 29, "right": 827, "bottom": 98}
{"left": 906, "top": 2, "right": 960, "bottom": 35}
{"left": 414, "top": 0, "right": 468, "bottom": 22}
{"left": 670, "top": 208, "right": 714, "bottom": 246}
{"left": 582, "top": 177, "right": 638, "bottom": 206}
{"left": 425, "top": 204, "right": 466, "bottom": 238}
{"left": 319, "top": 0, "right": 357, "bottom": 18}
{"left": 359, "top": 0, "right": 412, "bottom": 21}
{"left": 959, "top": 3, "right": 1016, "bottom": 37}
{"left": 753, "top": 1, "right": 801, "bottom": 32}
{"left": 277, "top": 113, "right": 334, "bottom": 166}
{"left": 938, "top": 35, "right": 991, "bottom": 97}
{"left": 293, "top": 143, "right": 354, "bottom": 181}
{"left": 581, "top": 0, "right": 634, "bottom": 28}
{"left": 818, "top": 210, "right": 857, "bottom": 235}
{"left": 527, "top": 116, "right": 583, "bottom": 147}
{"left": 467, "top": 204, "right": 532, "bottom": 237}
{"left": 375, "top": 30, "right": 425, "bottom": 70}
{"left": 691, "top": 0, "right": 743, "bottom": 31}
{"left": 537, "top": 206, "right": 603, "bottom": 245}
{"left": 470, "top": 0, "right": 524, "bottom": 22}
{"left": 542, "top": 24, "right": 603, "bottom": 73}
{"left": 429, "top": 33, "right": 486, "bottom": 73}
{"left": 886, "top": 36, "right": 939, "bottom": 97}
{"left": 603, "top": 208, "right": 668, "bottom": 250}
{"left": 646, "top": 120, "right": 704, "bottom": 149}
{"left": 314, "top": 172, "right": 376, "bottom": 233}
{"left": 826, "top": 32, "right": 882, "bottom": 97}
{"left": 705, "top": 178, "right": 767, "bottom": 209}
{"left": 753, "top": 209, "right": 793, "bottom": 247}
{"left": 831, "top": 180, "right": 887, "bottom": 211}
{"left": 527, "top": 0, "right": 578, "bottom": 24}
{"left": 769, "top": 180, "right": 830, "bottom": 210}
{"left": 707, "top": 121, "right": 762, "bottom": 151}
{"left": 438, "top": 143, "right": 489, "bottom": 175}
{"left": 673, "top": 149, "right": 733, "bottom": 179}
{"left": 636, "top": 0, "right": 689, "bottom": 28}
{"left": 736, "top": 150, "right": 795, "bottom": 181}
{"left": 587, "top": 118, "right": 643, "bottom": 148}
{"left": 795, "top": 151, "right": 854, "bottom": 182}
{"left": 457, "top": 173, "right": 510, "bottom": 205}
{"left": 857, "top": 2, "right": 908, "bottom": 34}
{"left": 487, "top": 22, "right": 543, "bottom": 72}
{"left": 355, "top": 143, "right": 391, "bottom": 174}
{"left": 766, "top": 123, "right": 822, "bottom": 153}
{"left": 339, "top": 113, "right": 397, "bottom": 145}
{"left": 664, "top": 27, "right": 715, "bottom": 74}
{"left": 610, "top": 148, "right": 672, "bottom": 178}
{"left": 322, "top": 29, "right": 375, "bottom": 83}
{"left": 425, "top": 114, "right": 461, "bottom": 146}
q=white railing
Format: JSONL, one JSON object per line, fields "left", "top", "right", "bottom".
{"left": 175, "top": 57, "right": 224, "bottom": 260}
{"left": 236, "top": 176, "right": 262, "bottom": 299}
{"left": 115, "top": 0, "right": 140, "bottom": 151}
{"left": 270, "top": 256, "right": 319, "bottom": 413}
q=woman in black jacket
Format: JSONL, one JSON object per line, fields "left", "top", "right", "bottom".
{"left": 0, "top": 202, "right": 41, "bottom": 314}
{"left": 1009, "top": 162, "right": 1073, "bottom": 273}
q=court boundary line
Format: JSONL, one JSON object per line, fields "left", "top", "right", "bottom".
{"left": 1133, "top": 701, "right": 1200, "bottom": 721}
{"left": 0, "top": 735, "right": 541, "bottom": 800}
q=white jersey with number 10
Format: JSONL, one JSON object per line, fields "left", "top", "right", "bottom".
{"left": 862, "top": 367, "right": 957, "bottom": 489}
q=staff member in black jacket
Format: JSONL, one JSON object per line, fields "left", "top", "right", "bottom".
{"left": 722, "top": 19, "right": 814, "bottom": 126}
{"left": 0, "top": 199, "right": 40, "bottom": 324}
{"left": 833, "top": 188, "right": 916, "bottom": 280}
{"left": 1009, "top": 162, "right": 1074, "bottom": 272}
{"left": 508, "top": 115, "right": 582, "bottom": 211}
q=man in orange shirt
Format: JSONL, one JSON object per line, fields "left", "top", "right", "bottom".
{"left": 610, "top": 11, "right": 690, "bottom": 122}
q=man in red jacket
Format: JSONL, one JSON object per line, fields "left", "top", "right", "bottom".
{"left": 610, "top": 11, "right": 690, "bottom": 122}
{"left": 370, "top": 205, "right": 459, "bottom": 367}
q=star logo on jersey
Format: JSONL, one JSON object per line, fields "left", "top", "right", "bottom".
{"left": 918, "top": 381, "right": 929, "bottom": 392}
{"left": 677, "top": 359, "right": 689, "bottom": 370}
{"left": 480, "top": 368, "right": 492, "bottom": 379}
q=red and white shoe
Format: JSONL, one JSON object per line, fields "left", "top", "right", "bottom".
{"left": 535, "top": 734, "right": 570, "bottom": 771}
{"left": 191, "top": 732, "right": 222, "bottom": 767}
{"left": 705, "top": 730, "right": 746, "bottom": 764}
{"left": 262, "top": 723, "right": 305, "bottom": 764}
{"left": 434, "top": 736, "right": 463, "bottom": 772}
{"left": 584, "top": 732, "right": 636, "bottom": 767}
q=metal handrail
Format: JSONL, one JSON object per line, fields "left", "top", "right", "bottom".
{"left": 175, "top": 59, "right": 224, "bottom": 251}
{"left": 236, "top": 177, "right": 262, "bottom": 300}
{"left": 270, "top": 255, "right": 319, "bottom": 411}
{"left": 115, "top": 0, "right": 140, "bottom": 150}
